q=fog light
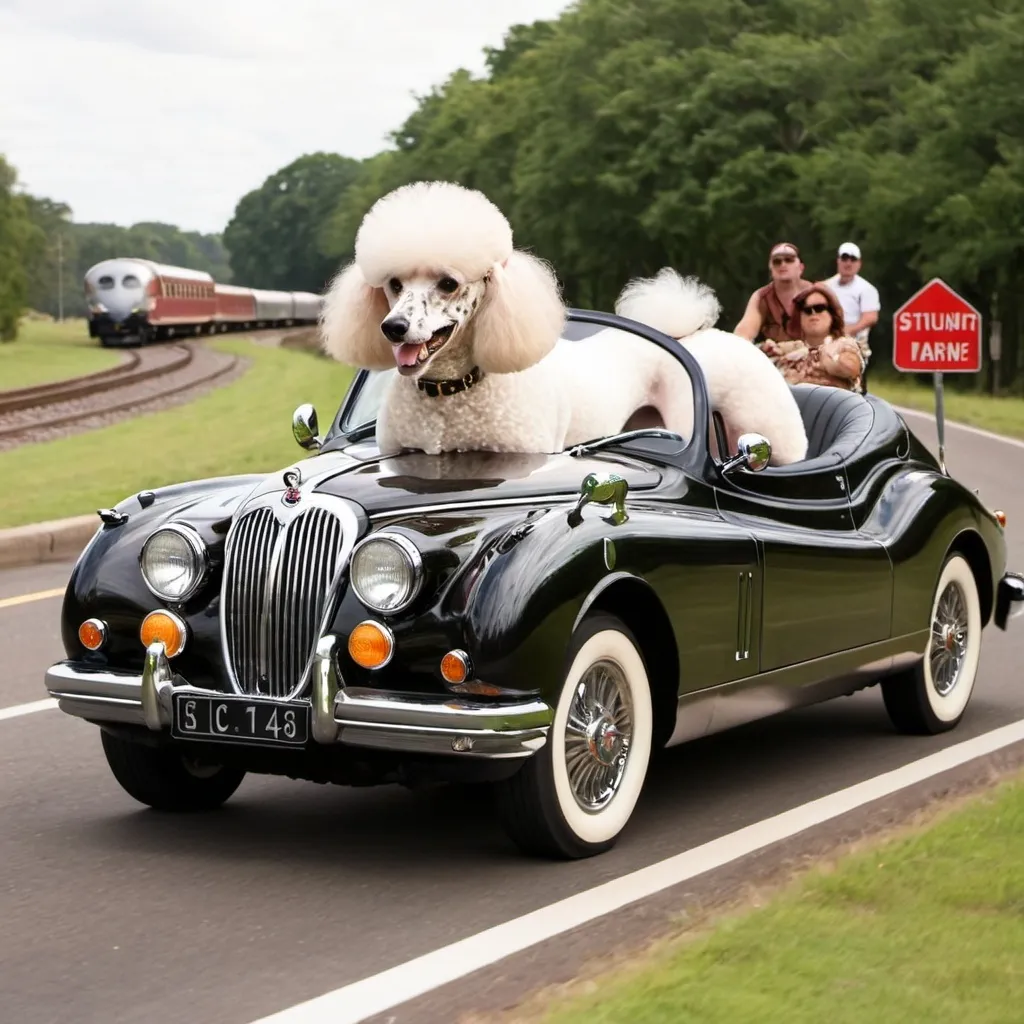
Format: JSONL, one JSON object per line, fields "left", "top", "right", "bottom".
{"left": 440, "top": 650, "right": 471, "bottom": 685}
{"left": 140, "top": 610, "right": 187, "bottom": 658}
{"left": 78, "top": 618, "right": 107, "bottom": 651}
{"left": 348, "top": 620, "right": 394, "bottom": 670}
{"left": 451, "top": 735, "right": 474, "bottom": 752}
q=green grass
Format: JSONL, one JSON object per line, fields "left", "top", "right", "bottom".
{"left": 871, "top": 375, "right": 1024, "bottom": 440}
{"left": 0, "top": 337, "right": 354, "bottom": 528}
{"left": 504, "top": 774, "right": 1024, "bottom": 1024}
{"left": 0, "top": 317, "right": 122, "bottom": 390}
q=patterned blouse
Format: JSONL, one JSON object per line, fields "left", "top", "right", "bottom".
{"left": 760, "top": 336, "right": 865, "bottom": 392}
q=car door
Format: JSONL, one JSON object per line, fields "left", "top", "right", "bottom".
{"left": 714, "top": 458, "right": 892, "bottom": 673}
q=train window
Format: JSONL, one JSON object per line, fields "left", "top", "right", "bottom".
{"left": 98, "top": 276, "right": 114, "bottom": 289}
{"left": 122, "top": 274, "right": 140, "bottom": 288}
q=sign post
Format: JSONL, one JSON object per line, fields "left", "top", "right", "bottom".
{"left": 892, "top": 278, "right": 983, "bottom": 474}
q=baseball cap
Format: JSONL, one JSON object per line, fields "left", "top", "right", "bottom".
{"left": 769, "top": 242, "right": 800, "bottom": 259}
{"left": 838, "top": 242, "right": 861, "bottom": 259}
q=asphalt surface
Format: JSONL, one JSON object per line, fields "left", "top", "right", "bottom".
{"left": 2, "top": 407, "right": 1023, "bottom": 1024}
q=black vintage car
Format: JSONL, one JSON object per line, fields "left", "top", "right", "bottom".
{"left": 44, "top": 310, "right": 1024, "bottom": 859}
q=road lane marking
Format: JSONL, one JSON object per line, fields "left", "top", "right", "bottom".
{"left": 0, "top": 698, "right": 58, "bottom": 722}
{"left": 894, "top": 404, "right": 1024, "bottom": 452}
{"left": 0, "top": 587, "right": 65, "bottom": 611}
{"left": 250, "top": 717, "right": 1024, "bottom": 1024}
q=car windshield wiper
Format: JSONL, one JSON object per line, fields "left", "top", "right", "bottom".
{"left": 568, "top": 429, "right": 685, "bottom": 458}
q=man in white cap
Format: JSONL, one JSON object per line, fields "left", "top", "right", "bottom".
{"left": 824, "top": 242, "right": 880, "bottom": 391}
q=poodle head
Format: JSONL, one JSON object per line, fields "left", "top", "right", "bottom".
{"left": 319, "top": 181, "right": 566, "bottom": 379}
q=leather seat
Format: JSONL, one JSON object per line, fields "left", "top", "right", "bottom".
{"left": 789, "top": 384, "right": 875, "bottom": 462}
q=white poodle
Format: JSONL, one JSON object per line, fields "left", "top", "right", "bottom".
{"left": 319, "top": 180, "right": 807, "bottom": 465}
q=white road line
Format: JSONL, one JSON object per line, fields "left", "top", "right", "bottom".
{"left": 250, "top": 717, "right": 1024, "bottom": 1024}
{"left": 892, "top": 403, "right": 1024, "bottom": 451}
{"left": 0, "top": 698, "right": 58, "bottom": 722}
{"left": 0, "top": 587, "right": 65, "bottom": 611}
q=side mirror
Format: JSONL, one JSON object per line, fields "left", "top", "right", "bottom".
{"left": 292, "top": 404, "right": 322, "bottom": 451}
{"left": 722, "top": 433, "right": 771, "bottom": 475}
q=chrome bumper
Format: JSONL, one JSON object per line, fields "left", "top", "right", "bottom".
{"left": 995, "top": 572, "right": 1024, "bottom": 630}
{"left": 44, "top": 635, "right": 551, "bottom": 759}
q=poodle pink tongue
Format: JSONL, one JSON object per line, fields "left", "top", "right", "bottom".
{"left": 395, "top": 343, "right": 422, "bottom": 367}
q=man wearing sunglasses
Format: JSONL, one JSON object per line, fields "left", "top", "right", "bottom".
{"left": 734, "top": 242, "right": 813, "bottom": 344}
{"left": 824, "top": 242, "right": 880, "bottom": 391}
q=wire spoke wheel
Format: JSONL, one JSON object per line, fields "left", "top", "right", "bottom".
{"left": 881, "top": 553, "right": 982, "bottom": 735}
{"left": 563, "top": 658, "right": 634, "bottom": 812}
{"left": 495, "top": 614, "right": 653, "bottom": 859}
{"left": 929, "top": 581, "right": 969, "bottom": 699}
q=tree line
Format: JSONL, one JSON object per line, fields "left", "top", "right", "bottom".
{"left": 224, "top": 0, "right": 1024, "bottom": 392}
{"left": 0, "top": 154, "right": 231, "bottom": 341}
{"left": 5, "top": 0, "right": 1023, "bottom": 392}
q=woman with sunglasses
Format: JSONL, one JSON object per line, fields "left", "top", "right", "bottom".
{"left": 761, "top": 284, "right": 865, "bottom": 391}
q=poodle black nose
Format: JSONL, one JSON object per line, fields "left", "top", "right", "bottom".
{"left": 381, "top": 316, "right": 410, "bottom": 342}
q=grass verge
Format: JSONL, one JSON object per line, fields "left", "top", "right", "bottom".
{"left": 0, "top": 337, "right": 354, "bottom": 528}
{"left": 870, "top": 375, "right": 1024, "bottom": 440}
{"left": 481, "top": 770, "right": 1024, "bottom": 1024}
{"left": 0, "top": 318, "right": 122, "bottom": 390}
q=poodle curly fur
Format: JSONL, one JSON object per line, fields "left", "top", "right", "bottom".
{"left": 319, "top": 181, "right": 808, "bottom": 465}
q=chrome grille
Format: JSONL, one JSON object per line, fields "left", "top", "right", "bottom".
{"left": 223, "top": 505, "right": 344, "bottom": 697}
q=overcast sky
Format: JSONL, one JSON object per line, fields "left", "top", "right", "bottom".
{"left": 0, "top": 0, "right": 572, "bottom": 234}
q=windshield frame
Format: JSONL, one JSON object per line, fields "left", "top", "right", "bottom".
{"left": 320, "top": 308, "right": 713, "bottom": 472}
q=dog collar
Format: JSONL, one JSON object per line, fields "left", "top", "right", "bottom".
{"left": 416, "top": 366, "right": 484, "bottom": 398}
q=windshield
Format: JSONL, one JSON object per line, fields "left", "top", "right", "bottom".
{"left": 332, "top": 313, "right": 705, "bottom": 458}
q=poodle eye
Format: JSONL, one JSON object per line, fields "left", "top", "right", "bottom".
{"left": 437, "top": 276, "right": 459, "bottom": 294}
{"left": 388, "top": 278, "right": 402, "bottom": 294}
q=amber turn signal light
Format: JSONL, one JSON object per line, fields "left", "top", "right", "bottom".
{"left": 994, "top": 509, "right": 1007, "bottom": 528}
{"left": 348, "top": 621, "right": 394, "bottom": 669}
{"left": 140, "top": 610, "right": 187, "bottom": 658}
{"left": 440, "top": 650, "right": 471, "bottom": 685}
{"left": 78, "top": 618, "right": 107, "bottom": 651}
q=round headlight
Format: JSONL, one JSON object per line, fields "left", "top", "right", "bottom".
{"left": 140, "top": 524, "right": 208, "bottom": 603}
{"left": 350, "top": 534, "right": 423, "bottom": 613}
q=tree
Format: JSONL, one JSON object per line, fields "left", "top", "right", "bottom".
{"left": 0, "top": 156, "right": 43, "bottom": 340}
{"left": 224, "top": 153, "right": 362, "bottom": 293}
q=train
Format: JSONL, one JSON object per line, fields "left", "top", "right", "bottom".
{"left": 83, "top": 258, "right": 324, "bottom": 347}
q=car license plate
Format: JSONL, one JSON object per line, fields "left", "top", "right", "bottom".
{"left": 172, "top": 693, "right": 309, "bottom": 747}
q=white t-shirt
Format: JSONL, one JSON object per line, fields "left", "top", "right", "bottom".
{"left": 824, "top": 273, "right": 880, "bottom": 353}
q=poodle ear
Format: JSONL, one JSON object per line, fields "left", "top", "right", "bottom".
{"left": 471, "top": 250, "right": 566, "bottom": 375}
{"left": 318, "top": 262, "right": 394, "bottom": 370}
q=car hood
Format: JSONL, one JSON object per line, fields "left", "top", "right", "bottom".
{"left": 241, "top": 444, "right": 664, "bottom": 517}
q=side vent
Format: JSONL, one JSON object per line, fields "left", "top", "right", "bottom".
{"left": 735, "top": 571, "right": 753, "bottom": 661}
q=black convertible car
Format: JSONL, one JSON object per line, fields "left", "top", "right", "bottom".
{"left": 44, "top": 310, "right": 1024, "bottom": 859}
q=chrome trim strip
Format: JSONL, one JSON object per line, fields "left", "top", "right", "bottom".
{"left": 310, "top": 635, "right": 340, "bottom": 743}
{"left": 141, "top": 641, "right": 174, "bottom": 729}
{"left": 667, "top": 630, "right": 930, "bottom": 747}
{"left": 333, "top": 687, "right": 552, "bottom": 758}
{"left": 367, "top": 494, "right": 596, "bottom": 520}
{"left": 43, "top": 634, "right": 551, "bottom": 760}
{"left": 365, "top": 478, "right": 667, "bottom": 522}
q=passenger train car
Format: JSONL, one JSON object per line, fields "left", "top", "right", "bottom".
{"left": 83, "top": 258, "right": 323, "bottom": 346}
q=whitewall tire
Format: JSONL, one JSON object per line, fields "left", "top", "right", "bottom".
{"left": 495, "top": 614, "right": 653, "bottom": 859}
{"left": 882, "top": 553, "right": 983, "bottom": 734}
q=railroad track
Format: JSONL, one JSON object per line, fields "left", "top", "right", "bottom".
{"left": 0, "top": 341, "right": 241, "bottom": 449}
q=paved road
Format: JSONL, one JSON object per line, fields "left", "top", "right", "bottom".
{"left": 2, "top": 408, "right": 1023, "bottom": 1024}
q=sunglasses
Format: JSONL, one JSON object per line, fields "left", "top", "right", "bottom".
{"left": 800, "top": 302, "right": 830, "bottom": 316}
{"left": 838, "top": 254, "right": 859, "bottom": 261}
{"left": 771, "top": 255, "right": 797, "bottom": 266}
